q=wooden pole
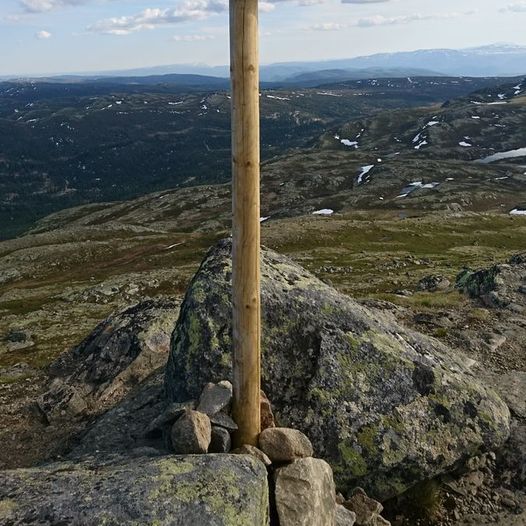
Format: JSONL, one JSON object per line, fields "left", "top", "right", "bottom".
{"left": 230, "top": 0, "right": 261, "bottom": 447}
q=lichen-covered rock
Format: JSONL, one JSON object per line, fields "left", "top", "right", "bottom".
{"left": 39, "top": 299, "right": 180, "bottom": 422}
{"left": 165, "top": 239, "right": 510, "bottom": 499}
{"left": 259, "top": 427, "right": 313, "bottom": 463}
{"left": 275, "top": 457, "right": 336, "bottom": 526}
{"left": 171, "top": 409, "right": 211, "bottom": 454}
{"left": 456, "top": 254, "right": 526, "bottom": 312}
{"left": 69, "top": 369, "right": 167, "bottom": 458}
{"left": 0, "top": 454, "right": 269, "bottom": 525}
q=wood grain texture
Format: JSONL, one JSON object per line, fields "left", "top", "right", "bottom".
{"left": 230, "top": 0, "right": 261, "bottom": 447}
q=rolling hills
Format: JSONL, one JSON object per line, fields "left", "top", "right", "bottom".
{"left": 0, "top": 75, "right": 519, "bottom": 239}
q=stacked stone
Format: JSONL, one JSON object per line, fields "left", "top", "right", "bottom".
{"left": 145, "top": 382, "right": 390, "bottom": 526}
{"left": 144, "top": 380, "right": 275, "bottom": 455}
{"left": 254, "top": 427, "right": 389, "bottom": 526}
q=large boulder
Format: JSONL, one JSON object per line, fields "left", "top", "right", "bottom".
{"left": 456, "top": 253, "right": 526, "bottom": 312}
{"left": 39, "top": 299, "right": 180, "bottom": 422}
{"left": 165, "top": 239, "right": 510, "bottom": 499}
{"left": 67, "top": 369, "right": 168, "bottom": 459}
{"left": 0, "top": 454, "right": 269, "bottom": 525}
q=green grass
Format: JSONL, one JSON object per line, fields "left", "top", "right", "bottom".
{"left": 0, "top": 297, "right": 53, "bottom": 316}
{"left": 267, "top": 213, "right": 526, "bottom": 297}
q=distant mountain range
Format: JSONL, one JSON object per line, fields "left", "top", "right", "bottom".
{"left": 2, "top": 44, "right": 526, "bottom": 85}
{"left": 13, "top": 68, "right": 445, "bottom": 89}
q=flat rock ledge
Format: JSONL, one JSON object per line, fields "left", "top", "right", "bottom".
{"left": 0, "top": 454, "right": 269, "bottom": 526}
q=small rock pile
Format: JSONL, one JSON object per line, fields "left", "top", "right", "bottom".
{"left": 145, "top": 380, "right": 277, "bottom": 454}
{"left": 145, "top": 380, "right": 391, "bottom": 526}
{"left": 145, "top": 380, "right": 251, "bottom": 454}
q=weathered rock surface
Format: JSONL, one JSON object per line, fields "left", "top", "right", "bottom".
{"left": 486, "top": 370, "right": 526, "bottom": 419}
{"left": 457, "top": 254, "right": 526, "bottom": 312}
{"left": 336, "top": 505, "right": 357, "bottom": 526}
{"left": 274, "top": 458, "right": 336, "bottom": 526}
{"left": 197, "top": 381, "right": 233, "bottom": 415}
{"left": 418, "top": 274, "right": 450, "bottom": 292}
{"left": 260, "top": 390, "right": 276, "bottom": 430}
{"left": 170, "top": 409, "right": 212, "bottom": 454}
{"left": 210, "top": 411, "right": 238, "bottom": 431}
{"left": 68, "top": 369, "right": 168, "bottom": 459}
{"left": 259, "top": 427, "right": 314, "bottom": 463}
{"left": 209, "top": 426, "right": 232, "bottom": 453}
{"left": 144, "top": 400, "right": 196, "bottom": 437}
{"left": 39, "top": 299, "right": 180, "bottom": 422}
{"left": 165, "top": 239, "right": 510, "bottom": 499}
{"left": 0, "top": 454, "right": 269, "bottom": 526}
{"left": 232, "top": 445, "right": 272, "bottom": 466}
{"left": 344, "top": 489, "right": 387, "bottom": 526}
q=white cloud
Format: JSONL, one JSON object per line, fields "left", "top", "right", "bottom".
{"left": 309, "top": 22, "right": 347, "bottom": 31}
{"left": 259, "top": 2, "right": 276, "bottom": 12}
{"left": 88, "top": 0, "right": 228, "bottom": 35}
{"left": 172, "top": 34, "right": 215, "bottom": 41}
{"left": 20, "top": 0, "right": 86, "bottom": 13}
{"left": 88, "top": 0, "right": 275, "bottom": 35}
{"left": 356, "top": 11, "right": 475, "bottom": 27}
{"left": 35, "top": 29, "right": 52, "bottom": 39}
{"left": 308, "top": 10, "right": 476, "bottom": 30}
{"left": 297, "top": 0, "right": 325, "bottom": 5}
{"left": 500, "top": 1, "right": 526, "bottom": 12}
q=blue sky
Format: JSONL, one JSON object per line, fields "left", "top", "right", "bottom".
{"left": 1, "top": 0, "right": 525, "bottom": 76}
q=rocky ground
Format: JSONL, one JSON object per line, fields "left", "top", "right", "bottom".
{"left": 1, "top": 209, "right": 525, "bottom": 523}
{"left": 1, "top": 78, "right": 526, "bottom": 524}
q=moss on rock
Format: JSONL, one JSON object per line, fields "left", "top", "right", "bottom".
{"left": 165, "top": 239, "right": 511, "bottom": 500}
{"left": 0, "top": 454, "right": 269, "bottom": 526}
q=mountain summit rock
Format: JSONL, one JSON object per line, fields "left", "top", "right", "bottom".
{"left": 165, "top": 239, "right": 511, "bottom": 499}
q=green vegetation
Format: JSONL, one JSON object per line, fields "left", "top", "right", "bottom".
{"left": 0, "top": 75, "right": 519, "bottom": 239}
{"left": 268, "top": 213, "right": 526, "bottom": 298}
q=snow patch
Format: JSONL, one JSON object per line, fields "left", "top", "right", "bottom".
{"left": 479, "top": 147, "right": 526, "bottom": 164}
{"left": 312, "top": 209, "right": 334, "bottom": 216}
{"left": 397, "top": 181, "right": 439, "bottom": 198}
{"left": 471, "top": 100, "right": 508, "bottom": 106}
{"left": 316, "top": 91, "right": 342, "bottom": 97}
{"left": 356, "top": 165, "right": 374, "bottom": 185}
